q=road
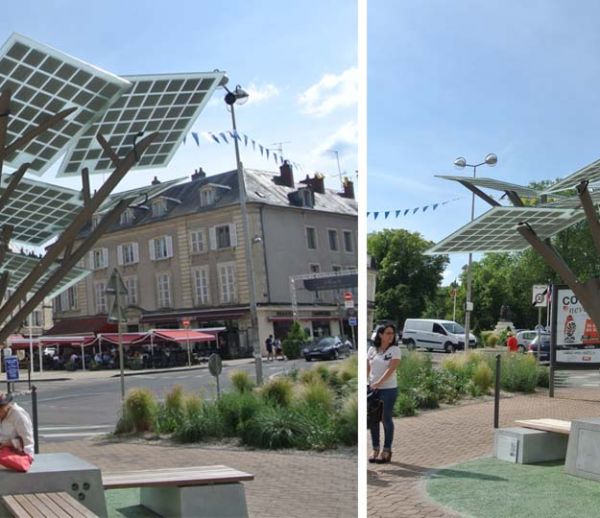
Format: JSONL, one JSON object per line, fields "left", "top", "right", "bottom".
{"left": 10, "top": 357, "right": 346, "bottom": 443}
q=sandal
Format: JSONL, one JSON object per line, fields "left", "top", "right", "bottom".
{"left": 369, "top": 449, "right": 380, "bottom": 463}
{"left": 377, "top": 449, "right": 392, "bottom": 464}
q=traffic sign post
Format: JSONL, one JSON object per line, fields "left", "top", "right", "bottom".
{"left": 106, "top": 268, "right": 128, "bottom": 401}
{"left": 343, "top": 291, "right": 354, "bottom": 309}
{"left": 4, "top": 355, "right": 19, "bottom": 394}
{"left": 182, "top": 317, "right": 192, "bottom": 367}
{"left": 208, "top": 353, "right": 223, "bottom": 399}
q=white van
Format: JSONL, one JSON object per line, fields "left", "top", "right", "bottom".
{"left": 402, "top": 319, "right": 477, "bottom": 353}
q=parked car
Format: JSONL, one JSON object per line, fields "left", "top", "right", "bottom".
{"left": 516, "top": 330, "right": 539, "bottom": 353}
{"left": 303, "top": 336, "right": 350, "bottom": 361}
{"left": 402, "top": 318, "right": 476, "bottom": 353}
{"left": 527, "top": 333, "right": 551, "bottom": 362}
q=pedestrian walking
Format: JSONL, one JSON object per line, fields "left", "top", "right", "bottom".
{"left": 274, "top": 337, "right": 284, "bottom": 360}
{"left": 0, "top": 393, "right": 35, "bottom": 472}
{"left": 368, "top": 324, "right": 401, "bottom": 464}
{"left": 506, "top": 331, "right": 518, "bottom": 353}
{"left": 265, "top": 335, "right": 274, "bottom": 361}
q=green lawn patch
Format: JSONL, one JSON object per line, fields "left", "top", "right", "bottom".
{"left": 427, "top": 457, "right": 600, "bottom": 518}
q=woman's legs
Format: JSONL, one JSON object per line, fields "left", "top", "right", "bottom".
{"left": 369, "top": 391, "right": 381, "bottom": 449}
{"left": 379, "top": 387, "right": 398, "bottom": 450}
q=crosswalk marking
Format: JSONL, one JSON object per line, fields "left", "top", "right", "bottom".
{"left": 39, "top": 424, "right": 113, "bottom": 441}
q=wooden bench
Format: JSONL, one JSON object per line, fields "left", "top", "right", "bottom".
{"left": 103, "top": 465, "right": 254, "bottom": 518}
{"left": 1, "top": 492, "right": 97, "bottom": 518}
{"left": 515, "top": 418, "right": 571, "bottom": 434}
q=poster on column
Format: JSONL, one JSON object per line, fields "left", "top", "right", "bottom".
{"left": 552, "top": 286, "right": 600, "bottom": 367}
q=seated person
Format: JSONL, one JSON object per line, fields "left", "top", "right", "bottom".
{"left": 0, "top": 393, "right": 34, "bottom": 472}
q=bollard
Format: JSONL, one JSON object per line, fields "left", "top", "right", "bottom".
{"left": 31, "top": 385, "right": 39, "bottom": 454}
{"left": 494, "top": 354, "right": 501, "bottom": 429}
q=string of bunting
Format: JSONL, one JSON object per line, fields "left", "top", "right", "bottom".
{"left": 183, "top": 129, "right": 305, "bottom": 173}
{"left": 367, "top": 196, "right": 464, "bottom": 219}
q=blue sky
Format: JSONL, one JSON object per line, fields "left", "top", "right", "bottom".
{"left": 368, "top": 0, "right": 600, "bottom": 284}
{"left": 0, "top": 0, "right": 357, "bottom": 193}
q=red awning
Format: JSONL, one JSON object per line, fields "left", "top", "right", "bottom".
{"left": 268, "top": 316, "right": 342, "bottom": 322}
{"left": 153, "top": 329, "right": 215, "bottom": 343}
{"left": 40, "top": 336, "right": 97, "bottom": 347}
{"left": 97, "top": 333, "right": 148, "bottom": 346}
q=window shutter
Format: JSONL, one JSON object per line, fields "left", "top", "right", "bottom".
{"left": 209, "top": 227, "right": 217, "bottom": 250}
{"left": 132, "top": 242, "right": 139, "bottom": 264}
{"left": 166, "top": 236, "right": 173, "bottom": 258}
{"left": 117, "top": 245, "right": 123, "bottom": 266}
{"left": 229, "top": 223, "right": 237, "bottom": 248}
{"left": 102, "top": 248, "right": 109, "bottom": 267}
{"left": 88, "top": 251, "right": 93, "bottom": 269}
{"left": 149, "top": 239, "right": 156, "bottom": 261}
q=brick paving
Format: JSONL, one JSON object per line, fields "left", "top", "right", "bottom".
{"left": 42, "top": 438, "right": 357, "bottom": 518}
{"left": 368, "top": 388, "right": 600, "bottom": 518}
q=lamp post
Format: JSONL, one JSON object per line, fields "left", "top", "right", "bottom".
{"left": 224, "top": 85, "right": 263, "bottom": 385}
{"left": 453, "top": 153, "right": 498, "bottom": 351}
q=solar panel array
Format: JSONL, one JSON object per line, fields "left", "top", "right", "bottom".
{"left": 543, "top": 157, "right": 600, "bottom": 194}
{"left": 436, "top": 175, "right": 541, "bottom": 198}
{"left": 0, "top": 172, "right": 83, "bottom": 246}
{"left": 0, "top": 33, "right": 130, "bottom": 175}
{"left": 2, "top": 251, "right": 90, "bottom": 298}
{"left": 57, "top": 73, "right": 224, "bottom": 176}
{"left": 427, "top": 206, "right": 587, "bottom": 254}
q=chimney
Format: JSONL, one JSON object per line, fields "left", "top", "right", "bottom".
{"left": 279, "top": 160, "right": 294, "bottom": 188}
{"left": 151, "top": 176, "right": 161, "bottom": 185}
{"left": 191, "top": 167, "right": 206, "bottom": 181}
{"left": 312, "top": 173, "right": 325, "bottom": 195}
{"left": 340, "top": 177, "right": 354, "bottom": 199}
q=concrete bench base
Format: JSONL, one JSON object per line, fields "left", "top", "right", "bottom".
{"left": 141, "top": 483, "right": 249, "bottom": 518}
{"left": 0, "top": 453, "right": 106, "bottom": 518}
{"left": 565, "top": 417, "right": 600, "bottom": 482}
{"left": 495, "top": 427, "right": 568, "bottom": 464}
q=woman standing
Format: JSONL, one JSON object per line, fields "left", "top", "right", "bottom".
{"left": 368, "top": 324, "right": 401, "bottom": 463}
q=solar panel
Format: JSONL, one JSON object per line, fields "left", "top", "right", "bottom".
{"left": 436, "top": 175, "right": 541, "bottom": 198}
{"left": 98, "top": 176, "right": 186, "bottom": 212}
{"left": 0, "top": 172, "right": 83, "bottom": 246}
{"left": 2, "top": 251, "right": 89, "bottom": 298}
{"left": 543, "top": 157, "right": 600, "bottom": 194}
{"left": 426, "top": 206, "right": 586, "bottom": 254}
{"left": 57, "top": 72, "right": 225, "bottom": 177}
{"left": 0, "top": 33, "right": 131, "bottom": 175}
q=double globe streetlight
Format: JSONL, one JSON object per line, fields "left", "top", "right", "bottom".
{"left": 224, "top": 84, "right": 263, "bottom": 385}
{"left": 453, "top": 153, "right": 498, "bottom": 351}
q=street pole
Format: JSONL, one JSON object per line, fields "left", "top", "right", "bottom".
{"left": 117, "top": 289, "right": 125, "bottom": 401}
{"left": 186, "top": 327, "right": 191, "bottom": 368}
{"left": 229, "top": 98, "right": 263, "bottom": 385}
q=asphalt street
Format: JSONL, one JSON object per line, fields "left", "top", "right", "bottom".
{"left": 10, "top": 356, "right": 346, "bottom": 444}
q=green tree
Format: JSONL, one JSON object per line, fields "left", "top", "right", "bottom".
{"left": 368, "top": 229, "right": 448, "bottom": 327}
{"left": 282, "top": 321, "right": 308, "bottom": 360}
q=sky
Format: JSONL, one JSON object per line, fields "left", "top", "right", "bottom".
{"left": 0, "top": 0, "right": 357, "bottom": 195}
{"left": 368, "top": 0, "right": 600, "bottom": 284}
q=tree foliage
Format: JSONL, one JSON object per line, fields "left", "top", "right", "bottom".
{"left": 368, "top": 229, "right": 448, "bottom": 327}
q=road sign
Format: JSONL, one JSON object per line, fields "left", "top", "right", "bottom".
{"left": 208, "top": 354, "right": 222, "bottom": 376}
{"left": 105, "top": 268, "right": 128, "bottom": 295}
{"left": 349, "top": 317, "right": 357, "bottom": 327}
{"left": 182, "top": 319, "right": 191, "bottom": 328}
{"left": 532, "top": 284, "right": 548, "bottom": 308}
{"left": 4, "top": 356, "right": 19, "bottom": 381}
{"left": 346, "top": 307, "right": 357, "bottom": 318}
{"left": 344, "top": 299, "right": 355, "bottom": 309}
{"left": 343, "top": 291, "right": 353, "bottom": 301}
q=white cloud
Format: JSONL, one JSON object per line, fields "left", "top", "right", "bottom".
{"left": 299, "top": 67, "right": 358, "bottom": 117}
{"left": 314, "top": 121, "right": 358, "bottom": 157}
{"left": 245, "top": 83, "right": 280, "bottom": 105}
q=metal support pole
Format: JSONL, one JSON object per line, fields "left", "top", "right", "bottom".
{"left": 549, "top": 362, "right": 555, "bottom": 398}
{"left": 31, "top": 385, "right": 39, "bottom": 454}
{"left": 494, "top": 354, "right": 501, "bottom": 428}
{"left": 463, "top": 165, "right": 477, "bottom": 352}
{"left": 118, "top": 292, "right": 125, "bottom": 401}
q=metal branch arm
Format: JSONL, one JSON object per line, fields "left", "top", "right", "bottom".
{"left": 0, "top": 225, "right": 13, "bottom": 266}
{"left": 0, "top": 90, "right": 11, "bottom": 176}
{"left": 458, "top": 181, "right": 500, "bottom": 207}
{"left": 0, "top": 131, "right": 158, "bottom": 326}
{"left": 505, "top": 190, "right": 524, "bottom": 207}
{"left": 576, "top": 180, "right": 600, "bottom": 256}
{"left": 0, "top": 162, "right": 30, "bottom": 211}
{"left": 0, "top": 197, "right": 134, "bottom": 343}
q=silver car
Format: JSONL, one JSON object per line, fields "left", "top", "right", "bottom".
{"left": 516, "top": 330, "right": 538, "bottom": 353}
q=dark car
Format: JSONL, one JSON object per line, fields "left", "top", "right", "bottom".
{"left": 303, "top": 336, "right": 350, "bottom": 361}
{"left": 528, "top": 333, "right": 551, "bottom": 362}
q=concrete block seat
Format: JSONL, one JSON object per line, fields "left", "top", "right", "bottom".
{"left": 565, "top": 417, "right": 600, "bottom": 482}
{"left": 102, "top": 465, "right": 254, "bottom": 518}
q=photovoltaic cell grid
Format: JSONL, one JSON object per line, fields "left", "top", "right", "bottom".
{"left": 426, "top": 206, "right": 587, "bottom": 254}
{"left": 540, "top": 190, "right": 600, "bottom": 209}
{"left": 2, "top": 251, "right": 90, "bottom": 298}
{"left": 0, "top": 33, "right": 131, "bottom": 175}
{"left": 98, "top": 177, "right": 186, "bottom": 212}
{"left": 58, "top": 72, "right": 225, "bottom": 176}
{"left": 436, "top": 175, "right": 541, "bottom": 198}
{"left": 543, "top": 157, "right": 600, "bottom": 194}
{"left": 0, "top": 173, "right": 83, "bottom": 246}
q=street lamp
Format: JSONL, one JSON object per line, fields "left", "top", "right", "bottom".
{"left": 453, "top": 153, "right": 497, "bottom": 351}
{"left": 224, "top": 84, "right": 263, "bottom": 385}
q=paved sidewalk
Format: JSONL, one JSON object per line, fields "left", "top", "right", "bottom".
{"left": 43, "top": 438, "right": 356, "bottom": 518}
{"left": 368, "top": 388, "right": 600, "bottom": 518}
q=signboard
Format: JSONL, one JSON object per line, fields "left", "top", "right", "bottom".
{"left": 303, "top": 273, "right": 358, "bottom": 292}
{"left": 343, "top": 291, "right": 353, "bottom": 301}
{"left": 532, "top": 284, "right": 548, "bottom": 308}
{"left": 552, "top": 286, "right": 600, "bottom": 368}
{"left": 4, "top": 356, "right": 19, "bottom": 381}
{"left": 208, "top": 353, "right": 222, "bottom": 376}
{"left": 349, "top": 317, "right": 357, "bottom": 327}
{"left": 182, "top": 319, "right": 191, "bottom": 328}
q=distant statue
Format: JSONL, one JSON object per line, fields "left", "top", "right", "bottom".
{"left": 499, "top": 304, "right": 512, "bottom": 322}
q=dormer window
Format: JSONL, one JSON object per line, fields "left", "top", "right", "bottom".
{"left": 91, "top": 213, "right": 102, "bottom": 229}
{"left": 299, "top": 188, "right": 314, "bottom": 208}
{"left": 200, "top": 187, "right": 216, "bottom": 207}
{"left": 120, "top": 208, "right": 134, "bottom": 225}
{"left": 151, "top": 198, "right": 168, "bottom": 217}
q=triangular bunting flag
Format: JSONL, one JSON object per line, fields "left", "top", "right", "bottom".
{"left": 252, "top": 139, "right": 256, "bottom": 150}
{"left": 243, "top": 134, "right": 248, "bottom": 146}
{"left": 404, "top": 209, "right": 409, "bottom": 216}
{"left": 191, "top": 132, "right": 200, "bottom": 146}
{"left": 259, "top": 144, "right": 264, "bottom": 156}
{"left": 367, "top": 212, "right": 370, "bottom": 217}
{"left": 433, "top": 203, "right": 439, "bottom": 210}
{"left": 395, "top": 210, "right": 401, "bottom": 217}
{"left": 412, "top": 207, "right": 419, "bottom": 214}
{"left": 210, "top": 132, "right": 220, "bottom": 144}
{"left": 219, "top": 132, "right": 229, "bottom": 143}
{"left": 384, "top": 211, "right": 390, "bottom": 219}
{"left": 266, "top": 148, "right": 270, "bottom": 159}
{"left": 374, "top": 212, "right": 379, "bottom": 220}
{"left": 183, "top": 135, "right": 187, "bottom": 145}
{"left": 423, "top": 206, "right": 428, "bottom": 212}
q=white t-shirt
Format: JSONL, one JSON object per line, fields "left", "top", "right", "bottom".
{"left": 0, "top": 403, "right": 35, "bottom": 458}
{"left": 368, "top": 345, "right": 401, "bottom": 389}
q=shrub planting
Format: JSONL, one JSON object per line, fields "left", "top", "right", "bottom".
{"left": 297, "top": 379, "right": 335, "bottom": 413}
{"left": 230, "top": 370, "right": 254, "bottom": 393}
{"left": 472, "top": 362, "right": 493, "bottom": 395}
{"left": 122, "top": 388, "right": 157, "bottom": 433}
{"left": 486, "top": 334, "right": 500, "bottom": 347}
{"left": 335, "top": 393, "right": 358, "bottom": 446}
{"left": 282, "top": 321, "right": 307, "bottom": 360}
{"left": 260, "top": 377, "right": 294, "bottom": 407}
